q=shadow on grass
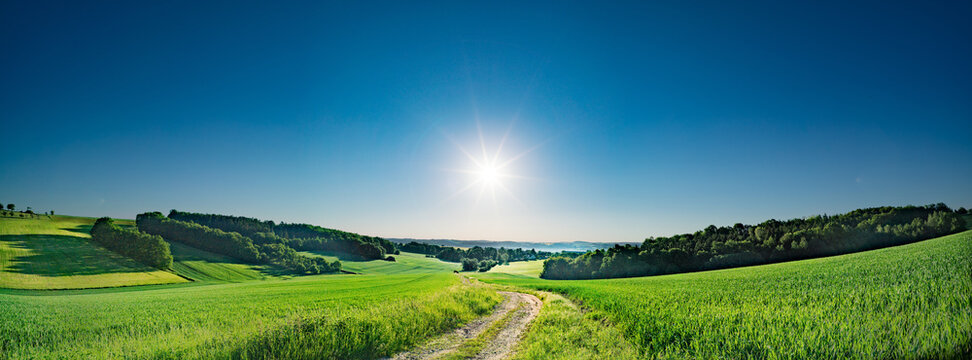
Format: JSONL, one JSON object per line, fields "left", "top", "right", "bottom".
{"left": 1, "top": 234, "right": 152, "bottom": 276}
{"left": 167, "top": 241, "right": 287, "bottom": 278}
{"left": 63, "top": 224, "right": 92, "bottom": 237}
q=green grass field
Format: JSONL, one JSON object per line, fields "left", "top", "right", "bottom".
{"left": 0, "top": 216, "right": 187, "bottom": 289}
{"left": 304, "top": 251, "right": 460, "bottom": 274}
{"left": 3, "top": 214, "right": 969, "bottom": 359}
{"left": 486, "top": 259, "right": 544, "bottom": 277}
{"left": 169, "top": 241, "right": 270, "bottom": 282}
{"left": 0, "top": 273, "right": 501, "bottom": 359}
{"left": 475, "top": 230, "right": 972, "bottom": 359}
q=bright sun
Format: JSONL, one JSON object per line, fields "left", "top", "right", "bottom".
{"left": 477, "top": 162, "right": 500, "bottom": 186}
{"left": 444, "top": 122, "right": 540, "bottom": 205}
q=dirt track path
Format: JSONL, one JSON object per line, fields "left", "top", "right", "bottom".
{"left": 470, "top": 291, "right": 542, "bottom": 360}
{"left": 388, "top": 286, "right": 541, "bottom": 360}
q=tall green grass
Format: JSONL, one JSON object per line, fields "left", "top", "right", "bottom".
{"left": 478, "top": 230, "right": 972, "bottom": 359}
{"left": 0, "top": 273, "right": 501, "bottom": 359}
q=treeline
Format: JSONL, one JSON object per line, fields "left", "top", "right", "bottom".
{"left": 168, "top": 210, "right": 396, "bottom": 260}
{"left": 274, "top": 223, "right": 398, "bottom": 259}
{"left": 542, "top": 204, "right": 968, "bottom": 280}
{"left": 400, "top": 241, "right": 574, "bottom": 265}
{"left": 91, "top": 217, "right": 173, "bottom": 269}
{"left": 137, "top": 212, "right": 340, "bottom": 274}
{"left": 167, "top": 211, "right": 273, "bottom": 237}
{"left": 0, "top": 202, "right": 56, "bottom": 218}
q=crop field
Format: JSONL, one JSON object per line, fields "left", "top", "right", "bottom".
{"left": 0, "top": 273, "right": 501, "bottom": 359}
{"left": 475, "top": 230, "right": 972, "bottom": 359}
{"left": 0, "top": 216, "right": 187, "bottom": 289}
{"left": 304, "top": 251, "right": 459, "bottom": 274}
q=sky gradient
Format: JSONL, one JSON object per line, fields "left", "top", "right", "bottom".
{"left": 2, "top": 1, "right": 971, "bottom": 243}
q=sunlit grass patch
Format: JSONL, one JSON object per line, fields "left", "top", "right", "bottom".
{"left": 486, "top": 259, "right": 545, "bottom": 278}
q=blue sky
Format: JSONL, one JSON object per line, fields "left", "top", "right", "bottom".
{"left": 2, "top": 1, "right": 970, "bottom": 242}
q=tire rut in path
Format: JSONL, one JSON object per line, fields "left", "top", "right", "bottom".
{"left": 387, "top": 290, "right": 542, "bottom": 360}
{"left": 469, "top": 291, "right": 542, "bottom": 360}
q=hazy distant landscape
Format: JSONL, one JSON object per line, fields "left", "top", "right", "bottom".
{"left": 387, "top": 238, "right": 639, "bottom": 253}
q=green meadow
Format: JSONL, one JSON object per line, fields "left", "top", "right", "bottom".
{"left": 304, "top": 251, "right": 460, "bottom": 274}
{"left": 2, "top": 215, "right": 970, "bottom": 359}
{"left": 0, "top": 216, "right": 186, "bottom": 289}
{"left": 0, "top": 273, "right": 500, "bottom": 359}
{"left": 475, "top": 230, "right": 972, "bottom": 359}
{"left": 486, "top": 259, "right": 544, "bottom": 278}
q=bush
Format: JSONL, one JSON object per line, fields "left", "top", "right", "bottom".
{"left": 384, "top": 256, "right": 396, "bottom": 262}
{"left": 461, "top": 258, "right": 479, "bottom": 271}
{"left": 477, "top": 259, "right": 498, "bottom": 272}
{"left": 91, "top": 217, "right": 173, "bottom": 269}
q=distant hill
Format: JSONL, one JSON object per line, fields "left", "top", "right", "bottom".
{"left": 387, "top": 238, "right": 639, "bottom": 253}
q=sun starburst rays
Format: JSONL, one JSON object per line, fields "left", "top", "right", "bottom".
{"left": 441, "top": 122, "right": 532, "bottom": 207}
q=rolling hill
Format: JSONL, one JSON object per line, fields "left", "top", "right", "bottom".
{"left": 0, "top": 216, "right": 187, "bottom": 289}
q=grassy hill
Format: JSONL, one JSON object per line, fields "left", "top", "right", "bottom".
{"left": 303, "top": 251, "right": 459, "bottom": 274}
{"left": 474, "top": 229, "right": 972, "bottom": 359}
{"left": 0, "top": 216, "right": 187, "bottom": 289}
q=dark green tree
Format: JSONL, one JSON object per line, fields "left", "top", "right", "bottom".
{"left": 461, "top": 258, "right": 478, "bottom": 271}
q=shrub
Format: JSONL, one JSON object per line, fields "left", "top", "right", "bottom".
{"left": 477, "top": 259, "right": 498, "bottom": 272}
{"left": 461, "top": 258, "right": 479, "bottom": 271}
